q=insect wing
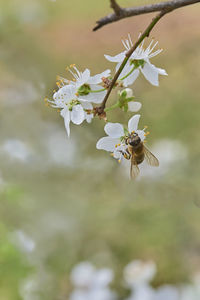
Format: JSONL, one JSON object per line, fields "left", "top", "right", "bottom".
{"left": 130, "top": 157, "right": 140, "bottom": 179}
{"left": 144, "top": 146, "right": 159, "bottom": 167}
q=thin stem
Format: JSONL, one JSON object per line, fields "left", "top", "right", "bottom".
{"left": 100, "top": 11, "right": 166, "bottom": 110}
{"left": 90, "top": 88, "right": 106, "bottom": 93}
{"left": 119, "top": 65, "right": 137, "bottom": 81}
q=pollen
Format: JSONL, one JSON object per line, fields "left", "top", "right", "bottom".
{"left": 110, "top": 153, "right": 114, "bottom": 157}
{"left": 56, "top": 81, "right": 62, "bottom": 88}
{"left": 70, "top": 64, "right": 76, "bottom": 68}
{"left": 144, "top": 131, "right": 150, "bottom": 137}
{"left": 75, "top": 92, "right": 79, "bottom": 96}
{"left": 144, "top": 125, "right": 148, "bottom": 129}
{"left": 118, "top": 159, "right": 121, "bottom": 163}
{"left": 131, "top": 130, "right": 135, "bottom": 134}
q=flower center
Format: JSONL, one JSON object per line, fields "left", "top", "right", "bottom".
{"left": 68, "top": 99, "right": 80, "bottom": 111}
{"left": 130, "top": 59, "right": 145, "bottom": 68}
{"left": 77, "top": 84, "right": 91, "bottom": 96}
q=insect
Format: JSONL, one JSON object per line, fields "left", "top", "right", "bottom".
{"left": 121, "top": 132, "right": 159, "bottom": 179}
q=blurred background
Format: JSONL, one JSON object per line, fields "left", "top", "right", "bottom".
{"left": 0, "top": 0, "right": 200, "bottom": 299}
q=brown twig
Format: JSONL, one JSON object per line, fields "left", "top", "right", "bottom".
{"left": 93, "top": 0, "right": 200, "bottom": 31}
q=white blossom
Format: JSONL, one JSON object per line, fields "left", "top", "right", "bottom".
{"left": 123, "top": 260, "right": 156, "bottom": 288}
{"left": 63, "top": 65, "right": 111, "bottom": 104}
{"left": 105, "top": 34, "right": 167, "bottom": 87}
{"left": 48, "top": 84, "right": 93, "bottom": 137}
{"left": 70, "top": 262, "right": 115, "bottom": 300}
{"left": 119, "top": 88, "right": 142, "bottom": 112}
{"left": 96, "top": 114, "right": 146, "bottom": 161}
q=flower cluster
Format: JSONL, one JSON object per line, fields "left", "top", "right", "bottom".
{"left": 46, "top": 35, "right": 167, "bottom": 177}
{"left": 69, "top": 260, "right": 200, "bottom": 300}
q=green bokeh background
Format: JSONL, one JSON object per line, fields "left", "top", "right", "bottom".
{"left": 0, "top": 0, "right": 200, "bottom": 299}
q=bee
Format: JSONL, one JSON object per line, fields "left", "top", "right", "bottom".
{"left": 121, "top": 132, "right": 159, "bottom": 179}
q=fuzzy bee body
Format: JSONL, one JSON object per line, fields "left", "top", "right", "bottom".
{"left": 123, "top": 132, "right": 159, "bottom": 179}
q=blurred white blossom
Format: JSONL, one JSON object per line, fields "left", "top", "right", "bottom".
{"left": 124, "top": 260, "right": 156, "bottom": 288}
{"left": 70, "top": 262, "right": 116, "bottom": 300}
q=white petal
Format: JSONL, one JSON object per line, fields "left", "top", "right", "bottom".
{"left": 85, "top": 113, "right": 93, "bottom": 123}
{"left": 104, "top": 123, "right": 124, "bottom": 138}
{"left": 113, "top": 144, "right": 127, "bottom": 160}
{"left": 122, "top": 69, "right": 140, "bottom": 87}
{"left": 158, "top": 67, "right": 168, "bottom": 75}
{"left": 104, "top": 52, "right": 125, "bottom": 63}
{"left": 141, "top": 62, "right": 167, "bottom": 86}
{"left": 128, "top": 101, "right": 142, "bottom": 112}
{"left": 137, "top": 130, "right": 146, "bottom": 141}
{"left": 117, "top": 62, "right": 140, "bottom": 87}
{"left": 54, "top": 84, "right": 76, "bottom": 104}
{"left": 128, "top": 114, "right": 140, "bottom": 133}
{"left": 124, "top": 88, "right": 133, "bottom": 97}
{"left": 71, "top": 105, "right": 85, "bottom": 125}
{"left": 75, "top": 69, "right": 90, "bottom": 88}
{"left": 80, "top": 101, "right": 93, "bottom": 110}
{"left": 96, "top": 137, "right": 120, "bottom": 152}
{"left": 61, "top": 108, "right": 71, "bottom": 137}
{"left": 87, "top": 69, "right": 111, "bottom": 85}
{"left": 80, "top": 102, "right": 94, "bottom": 123}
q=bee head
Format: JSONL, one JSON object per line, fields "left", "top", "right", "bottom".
{"left": 128, "top": 132, "right": 141, "bottom": 146}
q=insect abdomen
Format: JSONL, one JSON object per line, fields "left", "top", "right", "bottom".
{"left": 133, "top": 143, "right": 144, "bottom": 165}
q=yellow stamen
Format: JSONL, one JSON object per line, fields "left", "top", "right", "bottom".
{"left": 144, "top": 125, "right": 148, "bottom": 129}
{"left": 70, "top": 64, "right": 75, "bottom": 68}
{"left": 131, "top": 130, "right": 135, "bottom": 134}
{"left": 110, "top": 153, "right": 114, "bottom": 157}
{"left": 118, "top": 159, "right": 121, "bottom": 163}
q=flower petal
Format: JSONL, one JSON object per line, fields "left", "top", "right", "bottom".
{"left": 87, "top": 69, "right": 111, "bottom": 85}
{"left": 117, "top": 62, "right": 139, "bottom": 87}
{"left": 104, "top": 52, "right": 125, "bottom": 63}
{"left": 123, "top": 69, "right": 140, "bottom": 87}
{"left": 137, "top": 130, "right": 146, "bottom": 141}
{"left": 75, "top": 68, "right": 90, "bottom": 88}
{"left": 71, "top": 104, "right": 85, "bottom": 125}
{"left": 96, "top": 137, "right": 120, "bottom": 152}
{"left": 60, "top": 107, "right": 71, "bottom": 137}
{"left": 128, "top": 114, "right": 140, "bottom": 133}
{"left": 104, "top": 123, "right": 124, "bottom": 138}
{"left": 80, "top": 101, "right": 94, "bottom": 123}
{"left": 141, "top": 62, "right": 167, "bottom": 86}
{"left": 128, "top": 101, "right": 142, "bottom": 112}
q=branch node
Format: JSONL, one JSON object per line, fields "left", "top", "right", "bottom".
{"left": 110, "top": 0, "right": 123, "bottom": 16}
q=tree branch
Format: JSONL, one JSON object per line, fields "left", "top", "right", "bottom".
{"left": 100, "top": 11, "right": 166, "bottom": 110}
{"left": 94, "top": 0, "right": 200, "bottom": 113}
{"left": 93, "top": 0, "right": 200, "bottom": 31}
